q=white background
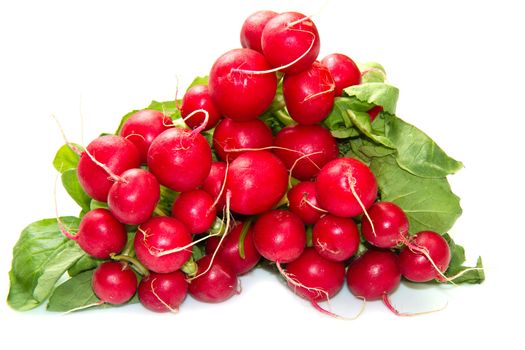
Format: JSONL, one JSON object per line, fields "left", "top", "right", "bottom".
{"left": 0, "top": 0, "right": 523, "bottom": 348}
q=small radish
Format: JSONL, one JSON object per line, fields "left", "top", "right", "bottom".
{"left": 205, "top": 220, "right": 261, "bottom": 275}
{"left": 315, "top": 157, "right": 378, "bottom": 217}
{"left": 119, "top": 109, "right": 172, "bottom": 163}
{"left": 240, "top": 10, "right": 278, "bottom": 53}
{"left": 253, "top": 209, "right": 306, "bottom": 263}
{"left": 107, "top": 168, "right": 160, "bottom": 225}
{"left": 213, "top": 117, "right": 273, "bottom": 161}
{"left": 283, "top": 61, "right": 335, "bottom": 125}
{"left": 226, "top": 151, "right": 288, "bottom": 215}
{"left": 209, "top": 48, "right": 277, "bottom": 121}
{"left": 274, "top": 124, "right": 338, "bottom": 180}
{"left": 147, "top": 127, "right": 212, "bottom": 192}
{"left": 361, "top": 202, "right": 409, "bottom": 249}
{"left": 134, "top": 216, "right": 192, "bottom": 273}
{"left": 261, "top": 12, "right": 320, "bottom": 74}
{"left": 202, "top": 161, "right": 227, "bottom": 209}
{"left": 368, "top": 105, "right": 383, "bottom": 122}
{"left": 287, "top": 181, "right": 325, "bottom": 225}
{"left": 92, "top": 261, "right": 137, "bottom": 305}
{"left": 171, "top": 190, "right": 216, "bottom": 234}
{"left": 312, "top": 215, "right": 360, "bottom": 262}
{"left": 399, "top": 231, "right": 451, "bottom": 282}
{"left": 77, "top": 135, "right": 141, "bottom": 202}
{"left": 138, "top": 271, "right": 188, "bottom": 312}
{"left": 320, "top": 53, "right": 361, "bottom": 96}
{"left": 188, "top": 255, "right": 238, "bottom": 303}
{"left": 180, "top": 85, "right": 222, "bottom": 131}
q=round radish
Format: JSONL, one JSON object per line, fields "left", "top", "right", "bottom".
{"left": 361, "top": 201, "right": 409, "bottom": 248}
{"left": 274, "top": 124, "right": 338, "bottom": 180}
{"left": 107, "top": 168, "right": 160, "bottom": 225}
{"left": 253, "top": 209, "right": 306, "bottom": 263}
{"left": 320, "top": 53, "right": 361, "bottom": 96}
{"left": 134, "top": 216, "right": 192, "bottom": 273}
{"left": 312, "top": 215, "right": 360, "bottom": 262}
{"left": 240, "top": 10, "right": 278, "bottom": 53}
{"left": 188, "top": 255, "right": 238, "bottom": 303}
{"left": 77, "top": 135, "right": 140, "bottom": 202}
{"left": 226, "top": 151, "right": 288, "bottom": 215}
{"left": 209, "top": 48, "right": 277, "bottom": 121}
{"left": 287, "top": 181, "right": 324, "bottom": 225}
{"left": 119, "top": 109, "right": 172, "bottom": 163}
{"left": 147, "top": 127, "right": 212, "bottom": 192}
{"left": 92, "top": 261, "right": 137, "bottom": 305}
{"left": 213, "top": 117, "right": 273, "bottom": 161}
{"left": 202, "top": 161, "right": 227, "bottom": 210}
{"left": 181, "top": 84, "right": 221, "bottom": 131}
{"left": 171, "top": 190, "right": 216, "bottom": 234}
{"left": 315, "top": 157, "right": 378, "bottom": 217}
{"left": 138, "top": 271, "right": 188, "bottom": 312}
{"left": 261, "top": 12, "right": 320, "bottom": 74}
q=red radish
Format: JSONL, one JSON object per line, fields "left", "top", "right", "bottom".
{"left": 240, "top": 10, "right": 278, "bottom": 53}
{"left": 399, "top": 231, "right": 451, "bottom": 282}
{"left": 315, "top": 157, "right": 378, "bottom": 217}
{"left": 134, "top": 216, "right": 192, "bottom": 273}
{"left": 209, "top": 48, "right": 277, "bottom": 121}
{"left": 92, "top": 261, "right": 137, "bottom": 305}
{"left": 202, "top": 161, "right": 227, "bottom": 209}
{"left": 138, "top": 271, "right": 188, "bottom": 312}
{"left": 226, "top": 151, "right": 288, "bottom": 215}
{"left": 119, "top": 110, "right": 172, "bottom": 163}
{"left": 312, "top": 215, "right": 360, "bottom": 262}
{"left": 107, "top": 168, "right": 160, "bottom": 225}
{"left": 205, "top": 221, "right": 261, "bottom": 275}
{"left": 274, "top": 124, "right": 338, "bottom": 180}
{"left": 368, "top": 105, "right": 383, "bottom": 122}
{"left": 180, "top": 85, "right": 221, "bottom": 131}
{"left": 171, "top": 190, "right": 216, "bottom": 234}
{"left": 60, "top": 208, "right": 127, "bottom": 259}
{"left": 287, "top": 181, "right": 325, "bottom": 225}
{"left": 77, "top": 135, "right": 141, "bottom": 202}
{"left": 320, "top": 53, "right": 361, "bottom": 96}
{"left": 253, "top": 209, "right": 306, "bottom": 263}
{"left": 188, "top": 255, "right": 238, "bottom": 303}
{"left": 283, "top": 61, "right": 335, "bottom": 125}
{"left": 213, "top": 117, "right": 273, "bottom": 161}
{"left": 261, "top": 12, "right": 320, "bottom": 74}
{"left": 147, "top": 127, "right": 212, "bottom": 192}
{"left": 361, "top": 202, "right": 409, "bottom": 248}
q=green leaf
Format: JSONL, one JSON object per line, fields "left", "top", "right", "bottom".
{"left": 187, "top": 75, "right": 209, "bottom": 90}
{"left": 441, "top": 234, "right": 485, "bottom": 284}
{"left": 370, "top": 156, "right": 462, "bottom": 234}
{"left": 347, "top": 110, "right": 395, "bottom": 148}
{"left": 7, "top": 217, "right": 84, "bottom": 311}
{"left": 47, "top": 270, "right": 100, "bottom": 312}
{"left": 90, "top": 199, "right": 109, "bottom": 210}
{"left": 147, "top": 100, "right": 181, "bottom": 119}
{"left": 68, "top": 255, "right": 100, "bottom": 277}
{"left": 62, "top": 169, "right": 91, "bottom": 212}
{"left": 384, "top": 113, "right": 464, "bottom": 178}
{"left": 358, "top": 62, "right": 387, "bottom": 83}
{"left": 53, "top": 144, "right": 82, "bottom": 173}
{"left": 343, "top": 82, "right": 399, "bottom": 114}
{"left": 155, "top": 185, "right": 178, "bottom": 215}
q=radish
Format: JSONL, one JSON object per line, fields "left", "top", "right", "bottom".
{"left": 312, "top": 215, "right": 359, "bottom": 262}
{"left": 261, "top": 12, "right": 320, "bottom": 74}
{"left": 274, "top": 124, "right": 338, "bottom": 180}
{"left": 361, "top": 201, "right": 409, "bottom": 249}
{"left": 107, "top": 168, "right": 160, "bottom": 225}
{"left": 119, "top": 109, "right": 172, "bottom": 163}
{"left": 320, "top": 53, "right": 361, "bottom": 96}
{"left": 209, "top": 48, "right": 277, "bottom": 121}
{"left": 315, "top": 157, "right": 378, "bottom": 217}
{"left": 171, "top": 190, "right": 216, "bottom": 234}
{"left": 253, "top": 209, "right": 306, "bottom": 263}
{"left": 399, "top": 231, "right": 451, "bottom": 282}
{"left": 147, "top": 127, "right": 212, "bottom": 192}
{"left": 134, "top": 216, "right": 192, "bottom": 273}
{"left": 226, "top": 151, "right": 288, "bottom": 215}
{"left": 181, "top": 85, "right": 221, "bottom": 131}
{"left": 138, "top": 271, "right": 188, "bottom": 312}
{"left": 240, "top": 10, "right": 278, "bottom": 53}
{"left": 77, "top": 135, "right": 141, "bottom": 202}
{"left": 92, "top": 261, "right": 137, "bottom": 305}
{"left": 205, "top": 220, "right": 260, "bottom": 275}
{"left": 202, "top": 161, "right": 227, "bottom": 209}
{"left": 283, "top": 61, "right": 335, "bottom": 125}
{"left": 367, "top": 105, "right": 383, "bottom": 122}
{"left": 188, "top": 255, "right": 238, "bottom": 303}
{"left": 287, "top": 181, "right": 325, "bottom": 225}
{"left": 213, "top": 117, "right": 273, "bottom": 161}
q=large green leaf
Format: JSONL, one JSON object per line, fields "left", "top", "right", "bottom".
{"left": 61, "top": 169, "right": 91, "bottom": 212}
{"left": 53, "top": 144, "right": 82, "bottom": 173}
{"left": 343, "top": 82, "right": 399, "bottom": 114}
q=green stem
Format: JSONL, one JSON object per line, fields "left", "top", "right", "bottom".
{"left": 153, "top": 206, "right": 168, "bottom": 217}
{"left": 181, "top": 257, "right": 197, "bottom": 277}
{"left": 275, "top": 109, "right": 295, "bottom": 126}
{"left": 238, "top": 217, "right": 255, "bottom": 259}
{"left": 111, "top": 253, "right": 150, "bottom": 277}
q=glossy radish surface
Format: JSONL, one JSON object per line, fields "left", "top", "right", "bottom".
{"left": 188, "top": 255, "right": 238, "bottom": 303}
{"left": 287, "top": 181, "right": 324, "bottom": 225}
{"left": 92, "top": 261, "right": 137, "bottom": 305}
{"left": 201, "top": 161, "right": 227, "bottom": 210}
{"left": 240, "top": 10, "right": 278, "bottom": 53}
{"left": 312, "top": 215, "right": 360, "bottom": 262}
{"left": 361, "top": 201, "right": 409, "bottom": 248}
{"left": 171, "top": 190, "right": 216, "bottom": 234}
{"left": 181, "top": 84, "right": 222, "bottom": 131}
{"left": 320, "top": 53, "right": 361, "bottom": 96}
{"left": 138, "top": 271, "right": 188, "bottom": 312}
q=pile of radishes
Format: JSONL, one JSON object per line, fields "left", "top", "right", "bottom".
{"left": 8, "top": 10, "right": 484, "bottom": 316}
